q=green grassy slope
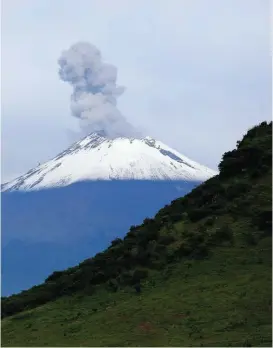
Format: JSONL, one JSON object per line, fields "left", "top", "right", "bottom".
{"left": 1, "top": 121, "right": 272, "bottom": 347}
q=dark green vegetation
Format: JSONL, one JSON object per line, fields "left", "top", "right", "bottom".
{"left": 2, "top": 121, "right": 272, "bottom": 347}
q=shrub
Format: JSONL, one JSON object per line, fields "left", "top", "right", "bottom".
{"left": 106, "top": 279, "right": 118, "bottom": 292}
{"left": 45, "top": 271, "right": 65, "bottom": 282}
{"left": 209, "top": 225, "right": 234, "bottom": 245}
{"left": 242, "top": 230, "right": 264, "bottom": 246}
{"left": 252, "top": 209, "right": 272, "bottom": 236}
{"left": 204, "top": 216, "right": 215, "bottom": 226}
{"left": 110, "top": 238, "right": 123, "bottom": 247}
{"left": 158, "top": 235, "right": 176, "bottom": 245}
{"left": 189, "top": 243, "right": 209, "bottom": 259}
{"left": 131, "top": 268, "right": 149, "bottom": 284}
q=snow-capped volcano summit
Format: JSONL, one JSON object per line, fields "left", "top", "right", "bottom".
{"left": 2, "top": 133, "right": 217, "bottom": 192}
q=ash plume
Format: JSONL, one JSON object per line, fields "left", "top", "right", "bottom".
{"left": 58, "top": 42, "right": 139, "bottom": 138}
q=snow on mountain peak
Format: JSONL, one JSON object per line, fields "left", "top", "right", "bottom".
{"left": 2, "top": 133, "right": 218, "bottom": 191}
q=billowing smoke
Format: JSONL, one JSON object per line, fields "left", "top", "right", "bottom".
{"left": 58, "top": 42, "right": 139, "bottom": 138}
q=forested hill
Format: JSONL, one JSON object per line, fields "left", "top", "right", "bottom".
{"left": 2, "top": 121, "right": 272, "bottom": 347}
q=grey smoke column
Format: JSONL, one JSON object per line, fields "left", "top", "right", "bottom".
{"left": 58, "top": 42, "right": 138, "bottom": 138}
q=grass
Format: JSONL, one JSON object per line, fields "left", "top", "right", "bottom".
{"left": 2, "top": 238, "right": 271, "bottom": 347}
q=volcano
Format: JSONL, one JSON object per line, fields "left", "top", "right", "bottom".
{"left": 1, "top": 132, "right": 217, "bottom": 295}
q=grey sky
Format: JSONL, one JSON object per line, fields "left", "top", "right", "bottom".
{"left": 1, "top": 0, "right": 271, "bottom": 183}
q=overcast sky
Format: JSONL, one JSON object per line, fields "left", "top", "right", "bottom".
{"left": 1, "top": 0, "right": 271, "bottom": 183}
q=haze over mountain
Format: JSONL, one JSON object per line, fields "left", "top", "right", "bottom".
{"left": 1, "top": 131, "right": 216, "bottom": 296}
